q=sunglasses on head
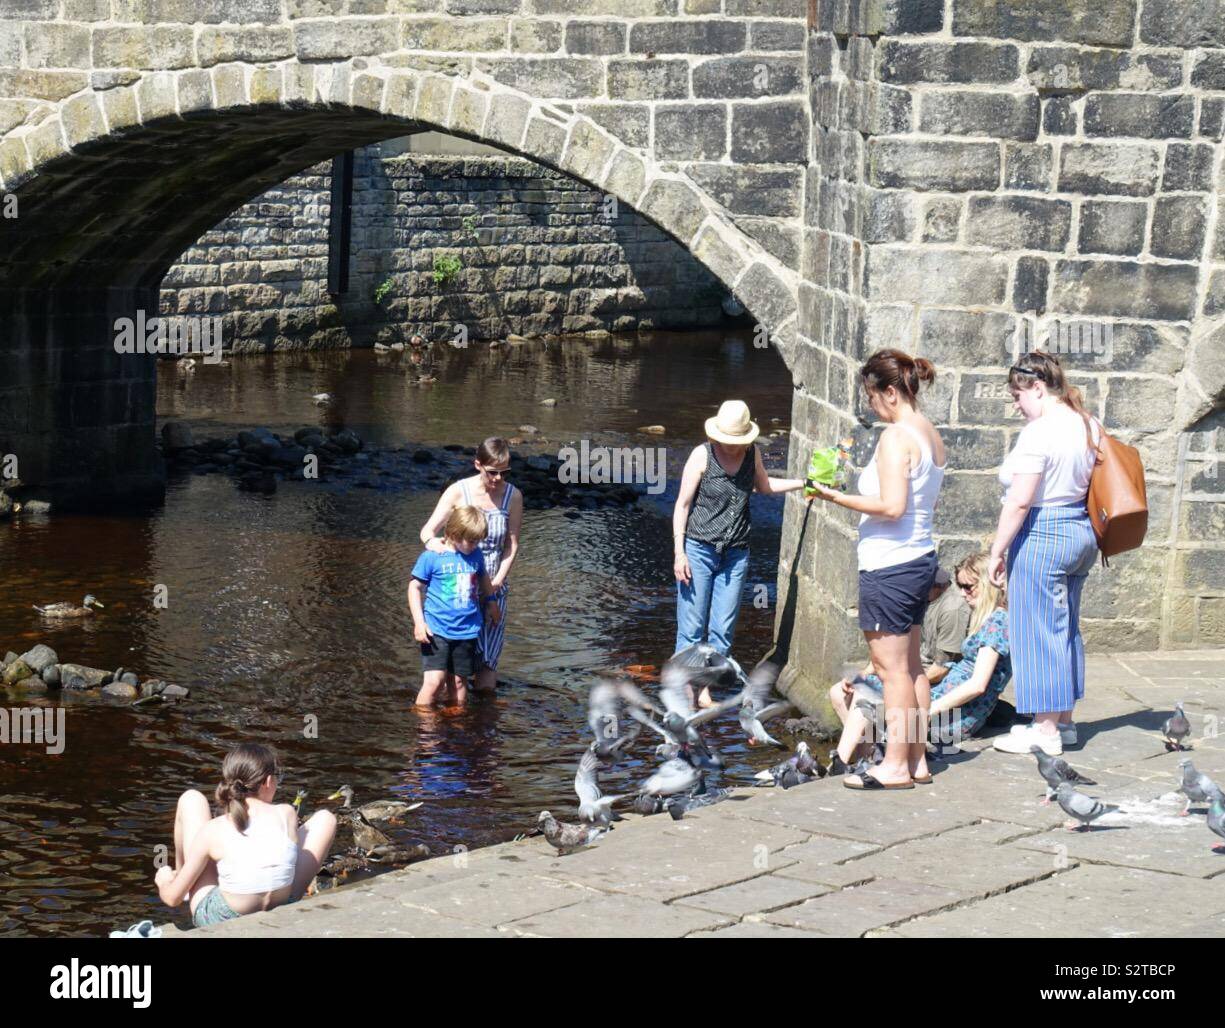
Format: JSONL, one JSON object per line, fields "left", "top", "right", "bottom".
{"left": 1009, "top": 363, "right": 1048, "bottom": 384}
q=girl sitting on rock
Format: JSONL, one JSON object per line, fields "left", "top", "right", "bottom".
{"left": 155, "top": 742, "right": 336, "bottom": 929}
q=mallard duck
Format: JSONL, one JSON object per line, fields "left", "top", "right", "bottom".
{"left": 33, "top": 595, "right": 104, "bottom": 618}
{"left": 327, "top": 784, "right": 421, "bottom": 823}
{"left": 345, "top": 808, "right": 392, "bottom": 854}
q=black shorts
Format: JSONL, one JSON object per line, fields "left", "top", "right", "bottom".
{"left": 858, "top": 550, "right": 939, "bottom": 635}
{"left": 420, "top": 635, "right": 478, "bottom": 678}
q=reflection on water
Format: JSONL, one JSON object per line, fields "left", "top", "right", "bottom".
{"left": 0, "top": 329, "right": 794, "bottom": 936}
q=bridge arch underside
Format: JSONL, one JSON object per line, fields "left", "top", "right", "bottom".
{"left": 0, "top": 86, "right": 798, "bottom": 508}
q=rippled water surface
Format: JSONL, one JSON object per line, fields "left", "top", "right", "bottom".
{"left": 0, "top": 329, "right": 794, "bottom": 936}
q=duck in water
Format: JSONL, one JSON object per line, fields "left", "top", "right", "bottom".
{"left": 34, "top": 594, "right": 104, "bottom": 618}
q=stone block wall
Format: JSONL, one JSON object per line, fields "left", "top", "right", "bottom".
{"left": 160, "top": 147, "right": 727, "bottom": 349}
{"left": 777, "top": 0, "right": 1225, "bottom": 711}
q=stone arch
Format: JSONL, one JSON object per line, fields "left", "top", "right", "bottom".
{"left": 0, "top": 60, "right": 799, "bottom": 354}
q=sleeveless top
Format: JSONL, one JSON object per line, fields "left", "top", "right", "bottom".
{"left": 857, "top": 422, "right": 945, "bottom": 572}
{"left": 460, "top": 477, "right": 515, "bottom": 584}
{"left": 685, "top": 442, "right": 755, "bottom": 553}
{"left": 216, "top": 814, "right": 298, "bottom": 895}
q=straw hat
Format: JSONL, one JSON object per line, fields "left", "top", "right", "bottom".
{"left": 705, "top": 400, "right": 760, "bottom": 446}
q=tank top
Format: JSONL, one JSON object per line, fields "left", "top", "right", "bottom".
{"left": 460, "top": 477, "right": 515, "bottom": 584}
{"left": 685, "top": 442, "right": 755, "bottom": 553}
{"left": 856, "top": 422, "right": 945, "bottom": 572}
{"left": 216, "top": 814, "right": 299, "bottom": 895}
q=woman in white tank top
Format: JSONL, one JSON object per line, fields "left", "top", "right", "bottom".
{"left": 811, "top": 350, "right": 946, "bottom": 791}
{"left": 155, "top": 743, "right": 337, "bottom": 929}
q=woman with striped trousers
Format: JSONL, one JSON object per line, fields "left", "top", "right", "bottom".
{"left": 989, "top": 352, "right": 1099, "bottom": 757}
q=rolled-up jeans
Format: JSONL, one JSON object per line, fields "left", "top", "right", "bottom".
{"left": 675, "top": 538, "right": 749, "bottom": 656}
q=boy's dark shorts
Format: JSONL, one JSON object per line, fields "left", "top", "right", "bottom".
{"left": 858, "top": 549, "right": 938, "bottom": 635}
{"left": 421, "top": 635, "right": 478, "bottom": 678}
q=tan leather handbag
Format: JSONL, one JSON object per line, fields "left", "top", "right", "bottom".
{"left": 1082, "top": 415, "right": 1148, "bottom": 561}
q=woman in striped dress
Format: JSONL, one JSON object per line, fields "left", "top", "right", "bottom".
{"left": 989, "top": 351, "right": 1099, "bottom": 757}
{"left": 420, "top": 437, "right": 522, "bottom": 695}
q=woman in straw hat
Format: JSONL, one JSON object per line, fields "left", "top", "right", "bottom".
{"left": 673, "top": 400, "right": 810, "bottom": 705}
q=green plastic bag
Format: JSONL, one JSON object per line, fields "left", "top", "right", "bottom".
{"left": 805, "top": 439, "right": 853, "bottom": 493}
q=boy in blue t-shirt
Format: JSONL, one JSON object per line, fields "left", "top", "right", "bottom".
{"left": 408, "top": 505, "right": 500, "bottom": 706}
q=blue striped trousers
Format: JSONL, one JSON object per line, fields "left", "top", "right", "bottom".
{"left": 477, "top": 586, "right": 509, "bottom": 671}
{"left": 1007, "top": 505, "right": 1098, "bottom": 714}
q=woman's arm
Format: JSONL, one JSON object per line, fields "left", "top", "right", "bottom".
{"left": 988, "top": 472, "right": 1041, "bottom": 586}
{"left": 489, "top": 489, "right": 523, "bottom": 590}
{"left": 672, "top": 447, "right": 705, "bottom": 584}
{"left": 156, "top": 821, "right": 216, "bottom": 907}
{"left": 752, "top": 448, "right": 806, "bottom": 496}
{"left": 928, "top": 647, "right": 1000, "bottom": 719}
{"left": 814, "top": 427, "right": 910, "bottom": 519}
{"left": 419, "top": 483, "right": 460, "bottom": 551}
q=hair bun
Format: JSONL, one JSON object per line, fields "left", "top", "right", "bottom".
{"left": 913, "top": 357, "right": 936, "bottom": 383}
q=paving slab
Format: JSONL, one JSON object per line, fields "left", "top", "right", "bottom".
{"left": 502, "top": 892, "right": 732, "bottom": 938}
{"left": 674, "top": 872, "right": 829, "bottom": 917}
{"left": 398, "top": 872, "right": 595, "bottom": 927}
{"left": 887, "top": 864, "right": 1225, "bottom": 938}
{"left": 1110, "top": 683, "right": 1225, "bottom": 717}
{"left": 726, "top": 777, "right": 980, "bottom": 846}
{"left": 763, "top": 877, "right": 964, "bottom": 937}
{"left": 694, "top": 921, "right": 828, "bottom": 938}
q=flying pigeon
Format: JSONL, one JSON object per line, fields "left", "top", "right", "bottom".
{"left": 1163, "top": 703, "right": 1192, "bottom": 751}
{"left": 1030, "top": 745, "right": 1097, "bottom": 804}
{"left": 1054, "top": 782, "right": 1118, "bottom": 832}
{"left": 643, "top": 757, "right": 702, "bottom": 797}
{"left": 1177, "top": 757, "right": 1222, "bottom": 816}
{"left": 738, "top": 662, "right": 791, "bottom": 748}
{"left": 587, "top": 677, "right": 657, "bottom": 761}
{"left": 667, "top": 641, "right": 750, "bottom": 694}
{"left": 574, "top": 745, "right": 624, "bottom": 826}
{"left": 537, "top": 810, "right": 607, "bottom": 855}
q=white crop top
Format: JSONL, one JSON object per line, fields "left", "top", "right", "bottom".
{"left": 216, "top": 814, "right": 298, "bottom": 895}
{"left": 998, "top": 404, "right": 1100, "bottom": 507}
{"left": 856, "top": 422, "right": 945, "bottom": 572}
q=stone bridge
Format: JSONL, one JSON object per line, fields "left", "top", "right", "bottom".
{"left": 1, "top": 1, "right": 1224, "bottom": 709}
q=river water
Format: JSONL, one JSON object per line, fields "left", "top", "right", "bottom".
{"left": 0, "top": 328, "right": 796, "bottom": 936}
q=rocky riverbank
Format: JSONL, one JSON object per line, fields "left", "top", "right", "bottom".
{"left": 0, "top": 644, "right": 189, "bottom": 706}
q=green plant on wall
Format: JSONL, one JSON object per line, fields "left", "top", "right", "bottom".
{"left": 373, "top": 276, "right": 394, "bottom": 305}
{"left": 461, "top": 214, "right": 479, "bottom": 241}
{"left": 432, "top": 253, "right": 463, "bottom": 287}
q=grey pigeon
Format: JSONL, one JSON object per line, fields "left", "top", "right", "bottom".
{"left": 574, "top": 745, "right": 624, "bottom": 826}
{"left": 666, "top": 786, "right": 731, "bottom": 820}
{"left": 1207, "top": 793, "right": 1225, "bottom": 853}
{"left": 1163, "top": 703, "right": 1192, "bottom": 751}
{"left": 667, "top": 642, "right": 749, "bottom": 693}
{"left": 643, "top": 757, "right": 701, "bottom": 797}
{"left": 1030, "top": 745, "right": 1097, "bottom": 804}
{"left": 631, "top": 793, "right": 666, "bottom": 816}
{"left": 778, "top": 767, "right": 817, "bottom": 790}
{"left": 1177, "top": 757, "right": 1222, "bottom": 816}
{"left": 587, "top": 678, "right": 654, "bottom": 760}
{"left": 738, "top": 662, "right": 791, "bottom": 748}
{"left": 1054, "top": 782, "right": 1118, "bottom": 832}
{"left": 755, "top": 741, "right": 823, "bottom": 786}
{"left": 537, "top": 810, "right": 607, "bottom": 855}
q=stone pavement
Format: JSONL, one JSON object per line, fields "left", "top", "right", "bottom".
{"left": 170, "top": 650, "right": 1225, "bottom": 938}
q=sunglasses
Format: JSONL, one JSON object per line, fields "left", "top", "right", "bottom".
{"left": 956, "top": 579, "right": 978, "bottom": 593}
{"left": 479, "top": 465, "right": 509, "bottom": 479}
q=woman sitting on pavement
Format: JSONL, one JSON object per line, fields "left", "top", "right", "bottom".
{"left": 827, "top": 551, "right": 1011, "bottom": 775}
{"left": 155, "top": 742, "right": 336, "bottom": 929}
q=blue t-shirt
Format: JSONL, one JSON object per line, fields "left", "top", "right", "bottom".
{"left": 411, "top": 547, "right": 484, "bottom": 640}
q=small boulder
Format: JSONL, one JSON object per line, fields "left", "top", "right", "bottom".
{"left": 539, "top": 398, "right": 556, "bottom": 407}
{"left": 2, "top": 660, "right": 33, "bottom": 686}
{"left": 41, "top": 664, "right": 60, "bottom": 687}
{"left": 2, "top": 652, "right": 17, "bottom": 667}
{"left": 18, "top": 645, "right": 57, "bottom": 675}
{"left": 638, "top": 425, "right": 666, "bottom": 434}
{"left": 62, "top": 674, "right": 90, "bottom": 691}
{"left": 58, "top": 663, "right": 111, "bottom": 688}
{"left": 161, "top": 684, "right": 190, "bottom": 701}
{"left": 102, "top": 682, "right": 139, "bottom": 700}
{"left": 15, "top": 676, "right": 48, "bottom": 695}
{"left": 161, "top": 421, "right": 195, "bottom": 453}
{"left": 120, "top": 671, "right": 140, "bottom": 687}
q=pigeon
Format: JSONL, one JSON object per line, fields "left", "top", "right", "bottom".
{"left": 538, "top": 810, "right": 607, "bottom": 855}
{"left": 1163, "top": 703, "right": 1192, "bottom": 751}
{"left": 1177, "top": 758, "right": 1222, "bottom": 816}
{"left": 631, "top": 793, "right": 666, "bottom": 816}
{"left": 587, "top": 677, "right": 657, "bottom": 760}
{"left": 755, "top": 741, "right": 823, "bottom": 786}
{"left": 1054, "top": 782, "right": 1118, "bottom": 832}
{"left": 1207, "top": 794, "right": 1225, "bottom": 853}
{"left": 643, "top": 757, "right": 702, "bottom": 797}
{"left": 666, "top": 786, "right": 731, "bottom": 820}
{"left": 738, "top": 662, "right": 791, "bottom": 748}
{"left": 667, "top": 642, "right": 750, "bottom": 694}
{"left": 574, "top": 745, "right": 624, "bottom": 826}
{"left": 1030, "top": 746, "right": 1097, "bottom": 804}
{"left": 777, "top": 767, "right": 818, "bottom": 790}
{"left": 628, "top": 661, "right": 735, "bottom": 767}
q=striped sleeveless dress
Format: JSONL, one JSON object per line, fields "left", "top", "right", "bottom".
{"left": 460, "top": 477, "right": 514, "bottom": 671}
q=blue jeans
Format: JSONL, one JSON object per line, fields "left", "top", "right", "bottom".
{"left": 675, "top": 539, "right": 750, "bottom": 655}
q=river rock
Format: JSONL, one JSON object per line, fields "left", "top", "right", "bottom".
{"left": 639, "top": 424, "right": 666, "bottom": 434}
{"left": 102, "top": 682, "right": 139, "bottom": 700}
{"left": 161, "top": 421, "right": 195, "bottom": 452}
{"left": 62, "top": 674, "right": 90, "bottom": 691}
{"left": 41, "top": 664, "right": 60, "bottom": 687}
{"left": 141, "top": 680, "right": 167, "bottom": 698}
{"left": 18, "top": 644, "right": 57, "bottom": 675}
{"left": 2, "top": 660, "right": 33, "bottom": 685}
{"left": 238, "top": 428, "right": 276, "bottom": 449}
{"left": 2, "top": 652, "right": 17, "bottom": 667}
{"left": 120, "top": 671, "right": 139, "bottom": 687}
{"left": 58, "top": 663, "right": 111, "bottom": 688}
{"left": 539, "top": 398, "right": 556, "bottom": 407}
{"left": 0, "top": 491, "right": 11, "bottom": 521}
{"left": 331, "top": 429, "right": 362, "bottom": 454}
{"left": 161, "top": 684, "right": 190, "bottom": 700}
{"left": 518, "top": 425, "right": 538, "bottom": 435}
{"left": 14, "top": 676, "right": 48, "bottom": 694}
{"left": 412, "top": 449, "right": 433, "bottom": 463}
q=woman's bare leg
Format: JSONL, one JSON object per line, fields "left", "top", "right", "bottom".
{"left": 292, "top": 810, "right": 337, "bottom": 900}
{"left": 850, "top": 631, "right": 915, "bottom": 787}
{"left": 909, "top": 626, "right": 930, "bottom": 780}
{"left": 172, "top": 789, "right": 218, "bottom": 914}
